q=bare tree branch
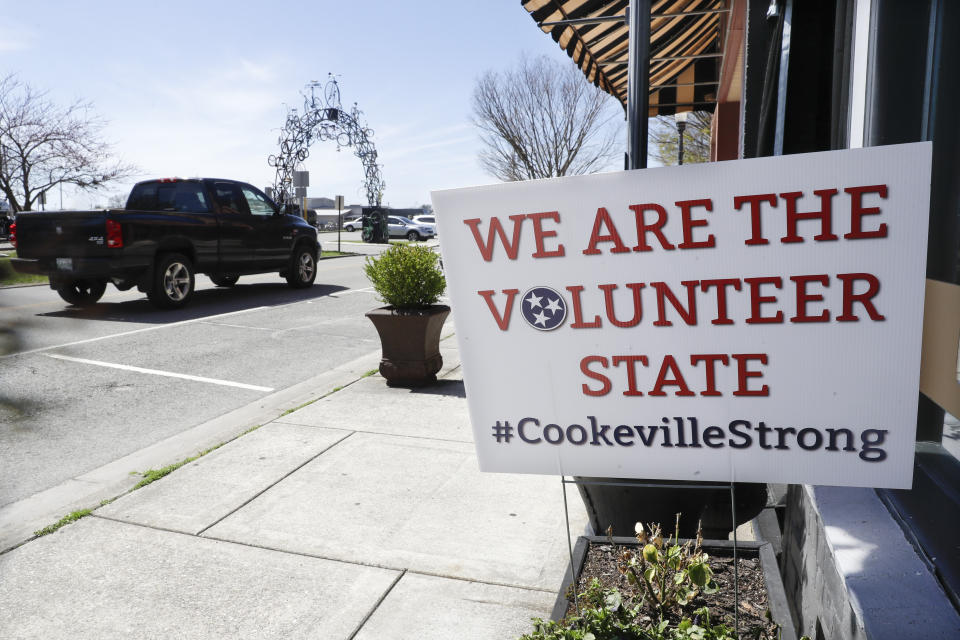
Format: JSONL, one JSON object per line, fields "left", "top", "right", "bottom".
{"left": 470, "top": 55, "right": 621, "bottom": 181}
{"left": 0, "top": 74, "right": 137, "bottom": 212}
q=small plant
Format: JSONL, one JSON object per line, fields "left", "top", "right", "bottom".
{"left": 34, "top": 508, "right": 93, "bottom": 537}
{"left": 621, "top": 517, "right": 719, "bottom": 622}
{"left": 363, "top": 244, "right": 445, "bottom": 309}
{"left": 520, "top": 579, "right": 644, "bottom": 640}
{"left": 518, "top": 513, "right": 801, "bottom": 640}
{"left": 520, "top": 580, "right": 737, "bottom": 640}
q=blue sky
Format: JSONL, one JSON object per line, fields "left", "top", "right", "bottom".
{"left": 2, "top": 0, "right": 625, "bottom": 209}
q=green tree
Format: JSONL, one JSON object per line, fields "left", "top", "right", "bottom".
{"left": 649, "top": 111, "right": 713, "bottom": 166}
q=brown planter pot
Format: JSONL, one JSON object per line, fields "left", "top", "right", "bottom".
{"left": 365, "top": 305, "right": 451, "bottom": 386}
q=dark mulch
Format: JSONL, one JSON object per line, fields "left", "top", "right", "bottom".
{"left": 564, "top": 541, "right": 779, "bottom": 638}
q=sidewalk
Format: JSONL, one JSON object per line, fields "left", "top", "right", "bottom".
{"left": 318, "top": 236, "right": 441, "bottom": 256}
{"left": 0, "top": 327, "right": 587, "bottom": 639}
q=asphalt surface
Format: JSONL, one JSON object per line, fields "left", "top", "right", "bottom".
{"left": 0, "top": 247, "right": 407, "bottom": 510}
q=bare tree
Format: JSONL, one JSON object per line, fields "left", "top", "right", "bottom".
{"left": 649, "top": 111, "right": 713, "bottom": 166}
{"left": 471, "top": 55, "right": 621, "bottom": 181}
{"left": 0, "top": 74, "right": 136, "bottom": 212}
{"left": 106, "top": 193, "right": 127, "bottom": 209}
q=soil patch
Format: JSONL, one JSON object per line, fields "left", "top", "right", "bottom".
{"left": 564, "top": 541, "right": 779, "bottom": 638}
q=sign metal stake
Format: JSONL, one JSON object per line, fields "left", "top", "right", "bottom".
{"left": 560, "top": 475, "right": 582, "bottom": 620}
{"left": 730, "top": 482, "right": 740, "bottom": 638}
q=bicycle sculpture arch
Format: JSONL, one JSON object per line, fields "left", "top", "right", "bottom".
{"left": 268, "top": 76, "right": 384, "bottom": 206}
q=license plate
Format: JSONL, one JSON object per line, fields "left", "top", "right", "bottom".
{"left": 56, "top": 258, "right": 73, "bottom": 270}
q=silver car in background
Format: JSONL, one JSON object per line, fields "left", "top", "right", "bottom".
{"left": 388, "top": 215, "right": 435, "bottom": 241}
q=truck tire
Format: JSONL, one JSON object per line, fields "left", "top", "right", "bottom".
{"left": 148, "top": 253, "right": 195, "bottom": 309}
{"left": 210, "top": 274, "right": 239, "bottom": 287}
{"left": 285, "top": 243, "right": 317, "bottom": 288}
{"left": 57, "top": 279, "right": 107, "bottom": 307}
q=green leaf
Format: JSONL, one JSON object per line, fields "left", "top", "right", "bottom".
{"left": 703, "top": 579, "right": 719, "bottom": 594}
{"left": 644, "top": 567, "right": 657, "bottom": 583}
{"left": 687, "top": 560, "right": 712, "bottom": 587}
{"left": 642, "top": 543, "right": 659, "bottom": 563}
{"left": 604, "top": 591, "right": 622, "bottom": 611}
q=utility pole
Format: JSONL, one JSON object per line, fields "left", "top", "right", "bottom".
{"left": 676, "top": 111, "right": 689, "bottom": 165}
{"left": 626, "top": 0, "right": 652, "bottom": 169}
{"left": 335, "top": 195, "right": 344, "bottom": 253}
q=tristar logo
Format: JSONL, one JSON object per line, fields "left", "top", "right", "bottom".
{"left": 520, "top": 286, "right": 566, "bottom": 331}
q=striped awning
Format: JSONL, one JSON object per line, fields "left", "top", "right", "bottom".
{"left": 521, "top": 0, "right": 728, "bottom": 115}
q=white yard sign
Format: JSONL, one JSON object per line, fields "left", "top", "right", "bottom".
{"left": 432, "top": 143, "right": 931, "bottom": 489}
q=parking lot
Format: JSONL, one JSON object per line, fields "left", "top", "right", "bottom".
{"left": 0, "top": 254, "right": 395, "bottom": 513}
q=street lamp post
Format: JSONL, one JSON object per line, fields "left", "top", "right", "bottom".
{"left": 675, "top": 111, "right": 689, "bottom": 165}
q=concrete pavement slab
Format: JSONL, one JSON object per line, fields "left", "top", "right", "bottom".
{"left": 0, "top": 344, "right": 384, "bottom": 553}
{"left": 353, "top": 572, "right": 553, "bottom": 640}
{"left": 0, "top": 516, "right": 399, "bottom": 640}
{"left": 98, "top": 423, "right": 352, "bottom": 535}
{"left": 205, "top": 431, "right": 587, "bottom": 590}
{"left": 276, "top": 375, "right": 471, "bottom": 442}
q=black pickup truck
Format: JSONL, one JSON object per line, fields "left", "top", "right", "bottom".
{"left": 11, "top": 178, "right": 319, "bottom": 309}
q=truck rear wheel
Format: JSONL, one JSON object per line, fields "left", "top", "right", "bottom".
{"left": 285, "top": 243, "right": 317, "bottom": 288}
{"left": 148, "top": 253, "right": 195, "bottom": 309}
{"left": 57, "top": 279, "right": 107, "bottom": 307}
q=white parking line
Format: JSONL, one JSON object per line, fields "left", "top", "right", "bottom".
{"left": 0, "top": 306, "right": 270, "bottom": 361}
{"left": 44, "top": 354, "right": 274, "bottom": 392}
{"left": 328, "top": 287, "right": 375, "bottom": 297}
{"left": 200, "top": 322, "right": 274, "bottom": 331}
{"left": 2, "top": 281, "right": 379, "bottom": 361}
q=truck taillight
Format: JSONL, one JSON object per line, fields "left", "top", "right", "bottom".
{"left": 9, "top": 222, "right": 15, "bottom": 249}
{"left": 106, "top": 219, "right": 123, "bottom": 248}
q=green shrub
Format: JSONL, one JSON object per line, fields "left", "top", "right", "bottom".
{"left": 623, "top": 520, "right": 719, "bottom": 622}
{"left": 363, "top": 244, "right": 445, "bottom": 309}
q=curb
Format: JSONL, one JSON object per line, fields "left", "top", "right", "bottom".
{"left": 0, "top": 326, "right": 458, "bottom": 554}
{"left": 0, "top": 345, "right": 381, "bottom": 553}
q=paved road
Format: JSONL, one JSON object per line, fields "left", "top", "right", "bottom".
{"left": 0, "top": 252, "right": 398, "bottom": 510}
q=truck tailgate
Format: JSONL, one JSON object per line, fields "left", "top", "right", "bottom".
{"left": 15, "top": 211, "right": 112, "bottom": 260}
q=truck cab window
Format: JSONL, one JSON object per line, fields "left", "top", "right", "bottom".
{"left": 213, "top": 183, "right": 245, "bottom": 215}
{"left": 156, "top": 184, "right": 177, "bottom": 211}
{"left": 241, "top": 187, "right": 275, "bottom": 217}
{"left": 126, "top": 183, "right": 158, "bottom": 210}
{"left": 174, "top": 183, "right": 211, "bottom": 213}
